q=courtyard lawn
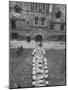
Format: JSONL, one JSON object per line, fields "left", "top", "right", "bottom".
{"left": 9, "top": 48, "right": 66, "bottom": 88}
{"left": 46, "top": 49, "right": 66, "bottom": 86}
{"left": 9, "top": 48, "right": 33, "bottom": 88}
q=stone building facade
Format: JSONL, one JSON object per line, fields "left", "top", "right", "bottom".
{"left": 9, "top": 1, "right": 66, "bottom": 41}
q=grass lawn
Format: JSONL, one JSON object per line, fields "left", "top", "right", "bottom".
{"left": 46, "top": 49, "right": 66, "bottom": 86}
{"left": 9, "top": 48, "right": 66, "bottom": 88}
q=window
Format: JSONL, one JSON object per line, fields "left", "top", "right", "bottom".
{"left": 43, "top": 4, "right": 45, "bottom": 11}
{"left": 35, "top": 3, "right": 38, "bottom": 10}
{"left": 46, "top": 4, "right": 50, "bottom": 12}
{"left": 41, "top": 17, "right": 45, "bottom": 25}
{"left": 50, "top": 23, "right": 54, "bottom": 30}
{"left": 61, "top": 23, "right": 64, "bottom": 31}
{"left": 31, "top": 3, "right": 34, "bottom": 10}
{"left": 56, "top": 10, "right": 61, "bottom": 19}
{"left": 11, "top": 18, "right": 16, "bottom": 29}
{"left": 49, "top": 4, "right": 53, "bottom": 13}
{"left": 35, "top": 17, "right": 39, "bottom": 25}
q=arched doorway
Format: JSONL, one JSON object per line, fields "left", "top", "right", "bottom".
{"left": 35, "top": 34, "right": 43, "bottom": 42}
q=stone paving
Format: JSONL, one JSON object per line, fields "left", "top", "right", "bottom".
{"left": 32, "top": 47, "right": 49, "bottom": 87}
{"left": 10, "top": 40, "right": 65, "bottom": 49}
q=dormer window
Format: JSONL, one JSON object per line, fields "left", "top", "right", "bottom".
{"left": 61, "top": 23, "right": 64, "bottom": 31}
{"left": 31, "top": 3, "right": 34, "bottom": 10}
{"left": 39, "top": 3, "right": 42, "bottom": 11}
{"left": 43, "top": 4, "right": 45, "bottom": 11}
{"left": 35, "top": 3, "right": 38, "bottom": 10}
{"left": 46, "top": 4, "right": 50, "bottom": 13}
{"left": 50, "top": 23, "right": 54, "bottom": 30}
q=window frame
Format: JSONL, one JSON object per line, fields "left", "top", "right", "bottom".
{"left": 40, "top": 17, "right": 45, "bottom": 26}
{"left": 46, "top": 4, "right": 50, "bottom": 13}
{"left": 34, "top": 16, "right": 39, "bottom": 26}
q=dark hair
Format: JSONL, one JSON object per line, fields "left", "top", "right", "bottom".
{"left": 39, "top": 42, "right": 42, "bottom": 47}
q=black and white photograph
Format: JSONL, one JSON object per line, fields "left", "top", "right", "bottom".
{"left": 9, "top": 1, "right": 66, "bottom": 89}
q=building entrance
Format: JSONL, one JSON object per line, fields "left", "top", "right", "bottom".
{"left": 35, "top": 34, "right": 43, "bottom": 42}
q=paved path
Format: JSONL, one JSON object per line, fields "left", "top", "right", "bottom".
{"left": 32, "top": 48, "right": 49, "bottom": 87}
{"left": 10, "top": 40, "right": 65, "bottom": 49}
